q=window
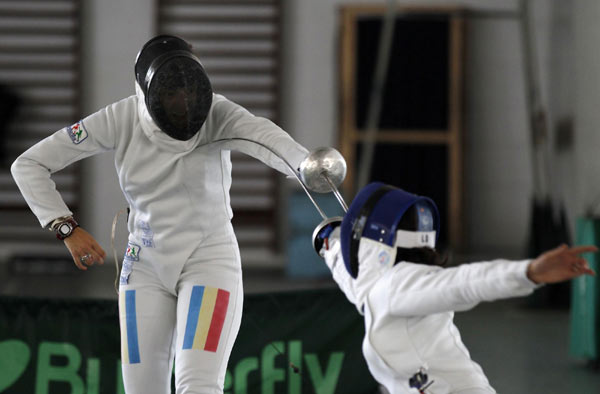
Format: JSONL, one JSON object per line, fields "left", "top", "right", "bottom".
{"left": 0, "top": 0, "right": 82, "bottom": 261}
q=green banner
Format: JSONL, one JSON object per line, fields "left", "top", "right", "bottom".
{"left": 569, "top": 217, "right": 600, "bottom": 360}
{"left": 0, "top": 289, "right": 378, "bottom": 393}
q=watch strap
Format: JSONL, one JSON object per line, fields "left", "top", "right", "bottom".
{"left": 55, "top": 218, "right": 79, "bottom": 240}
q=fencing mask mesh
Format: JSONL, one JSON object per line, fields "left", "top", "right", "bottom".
{"left": 135, "top": 35, "right": 212, "bottom": 141}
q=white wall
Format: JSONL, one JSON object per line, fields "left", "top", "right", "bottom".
{"left": 80, "top": 0, "right": 583, "bottom": 259}
{"left": 574, "top": 1, "right": 600, "bottom": 218}
{"left": 80, "top": 0, "right": 154, "bottom": 250}
{"left": 463, "top": 0, "right": 544, "bottom": 256}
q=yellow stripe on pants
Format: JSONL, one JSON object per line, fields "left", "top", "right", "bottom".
{"left": 119, "top": 291, "right": 129, "bottom": 364}
{"left": 193, "top": 286, "right": 217, "bottom": 350}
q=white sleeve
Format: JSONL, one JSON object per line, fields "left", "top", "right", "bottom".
{"left": 11, "top": 100, "right": 122, "bottom": 227}
{"left": 322, "top": 228, "right": 359, "bottom": 306}
{"left": 208, "top": 94, "right": 308, "bottom": 176}
{"left": 388, "top": 259, "right": 540, "bottom": 316}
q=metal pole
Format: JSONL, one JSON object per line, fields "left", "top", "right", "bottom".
{"left": 356, "top": 0, "right": 398, "bottom": 191}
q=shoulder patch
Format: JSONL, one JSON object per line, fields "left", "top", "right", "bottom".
{"left": 66, "top": 121, "right": 88, "bottom": 144}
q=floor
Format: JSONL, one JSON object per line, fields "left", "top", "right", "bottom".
{"left": 1, "top": 259, "right": 599, "bottom": 393}
{"left": 454, "top": 299, "right": 600, "bottom": 393}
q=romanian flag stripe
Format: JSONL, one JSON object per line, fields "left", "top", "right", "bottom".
{"left": 183, "top": 285, "right": 230, "bottom": 352}
{"left": 119, "top": 292, "right": 128, "bottom": 364}
{"left": 205, "top": 289, "right": 230, "bottom": 352}
{"left": 125, "top": 290, "right": 140, "bottom": 364}
{"left": 193, "top": 286, "right": 217, "bottom": 350}
{"left": 183, "top": 286, "right": 204, "bottom": 349}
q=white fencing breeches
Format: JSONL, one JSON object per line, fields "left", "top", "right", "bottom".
{"left": 118, "top": 225, "right": 243, "bottom": 394}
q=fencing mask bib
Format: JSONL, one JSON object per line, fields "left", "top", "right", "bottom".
{"left": 135, "top": 35, "right": 212, "bottom": 141}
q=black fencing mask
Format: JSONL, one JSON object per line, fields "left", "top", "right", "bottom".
{"left": 135, "top": 35, "right": 212, "bottom": 141}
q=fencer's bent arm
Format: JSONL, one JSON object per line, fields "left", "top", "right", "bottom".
{"left": 11, "top": 150, "right": 73, "bottom": 227}
{"left": 11, "top": 101, "right": 120, "bottom": 227}
{"left": 385, "top": 259, "right": 539, "bottom": 316}
{"left": 207, "top": 94, "right": 309, "bottom": 175}
{"left": 322, "top": 229, "right": 359, "bottom": 306}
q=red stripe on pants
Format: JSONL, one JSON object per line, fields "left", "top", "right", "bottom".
{"left": 204, "top": 289, "right": 230, "bottom": 352}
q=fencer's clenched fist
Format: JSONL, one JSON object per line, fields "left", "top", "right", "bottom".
{"left": 527, "top": 244, "right": 597, "bottom": 284}
{"left": 63, "top": 227, "right": 106, "bottom": 271}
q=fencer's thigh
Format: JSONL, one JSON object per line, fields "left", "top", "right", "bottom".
{"left": 174, "top": 229, "right": 244, "bottom": 394}
{"left": 119, "top": 259, "right": 177, "bottom": 394}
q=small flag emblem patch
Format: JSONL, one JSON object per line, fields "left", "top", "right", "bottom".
{"left": 66, "top": 121, "right": 88, "bottom": 144}
{"left": 124, "top": 243, "right": 141, "bottom": 261}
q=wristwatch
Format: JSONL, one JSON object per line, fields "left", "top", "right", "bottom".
{"left": 55, "top": 218, "right": 79, "bottom": 240}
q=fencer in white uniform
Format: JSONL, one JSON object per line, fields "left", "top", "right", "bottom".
{"left": 313, "top": 182, "right": 596, "bottom": 394}
{"left": 11, "top": 35, "right": 309, "bottom": 393}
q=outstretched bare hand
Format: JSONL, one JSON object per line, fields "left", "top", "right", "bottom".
{"left": 527, "top": 244, "right": 597, "bottom": 284}
{"left": 63, "top": 227, "right": 106, "bottom": 271}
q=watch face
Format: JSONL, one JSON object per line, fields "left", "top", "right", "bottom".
{"left": 58, "top": 222, "right": 72, "bottom": 236}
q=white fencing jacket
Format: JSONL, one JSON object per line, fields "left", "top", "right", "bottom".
{"left": 11, "top": 84, "right": 308, "bottom": 289}
{"left": 322, "top": 228, "right": 540, "bottom": 394}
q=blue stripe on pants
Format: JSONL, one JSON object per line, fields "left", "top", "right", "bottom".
{"left": 182, "top": 286, "right": 205, "bottom": 349}
{"left": 126, "top": 290, "right": 141, "bottom": 364}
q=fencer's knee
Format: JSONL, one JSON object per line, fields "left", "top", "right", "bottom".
{"left": 175, "top": 380, "right": 223, "bottom": 394}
